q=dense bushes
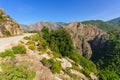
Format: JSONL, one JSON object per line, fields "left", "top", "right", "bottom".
{"left": 0, "top": 45, "right": 26, "bottom": 59}
{"left": 42, "top": 58, "right": 62, "bottom": 74}
{"left": 91, "top": 30, "right": 120, "bottom": 79}
{"left": 41, "top": 27, "right": 75, "bottom": 57}
{"left": 99, "top": 69, "right": 120, "bottom": 80}
{"left": 0, "top": 62, "right": 36, "bottom": 80}
{"left": 0, "top": 50, "right": 15, "bottom": 59}
{"left": 12, "top": 45, "right": 26, "bottom": 54}
{"left": 69, "top": 53, "right": 98, "bottom": 75}
{"left": 41, "top": 26, "right": 50, "bottom": 41}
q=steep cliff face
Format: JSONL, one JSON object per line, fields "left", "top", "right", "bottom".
{"left": 63, "top": 22, "right": 108, "bottom": 58}
{"left": 0, "top": 8, "right": 22, "bottom": 37}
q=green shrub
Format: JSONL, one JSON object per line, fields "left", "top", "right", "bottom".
{"left": 42, "top": 58, "right": 62, "bottom": 74}
{"left": 26, "top": 41, "right": 35, "bottom": 45}
{"left": 24, "top": 36, "right": 30, "bottom": 40}
{"left": 6, "top": 30, "right": 11, "bottom": 36}
{"left": 81, "top": 68, "right": 90, "bottom": 77}
{"left": 69, "top": 53, "right": 80, "bottom": 63}
{"left": 28, "top": 44, "right": 36, "bottom": 50}
{"left": 99, "top": 69, "right": 120, "bottom": 80}
{"left": 65, "top": 67, "right": 71, "bottom": 73}
{"left": 0, "top": 62, "right": 36, "bottom": 80}
{"left": 71, "top": 62, "right": 81, "bottom": 72}
{"left": 0, "top": 14, "right": 2, "bottom": 20}
{"left": 69, "top": 53, "right": 98, "bottom": 75}
{"left": 52, "top": 51, "right": 62, "bottom": 58}
{"left": 0, "top": 50, "right": 15, "bottom": 59}
{"left": 79, "top": 55, "right": 98, "bottom": 75}
{"left": 12, "top": 45, "right": 26, "bottom": 54}
{"left": 50, "top": 60, "right": 61, "bottom": 74}
{"left": 69, "top": 73, "right": 77, "bottom": 79}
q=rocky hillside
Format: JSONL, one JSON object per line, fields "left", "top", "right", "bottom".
{"left": 0, "top": 8, "right": 22, "bottom": 37}
{"left": 63, "top": 22, "right": 108, "bottom": 58}
{"left": 22, "top": 22, "right": 65, "bottom": 31}
{"left": 0, "top": 34, "right": 98, "bottom": 80}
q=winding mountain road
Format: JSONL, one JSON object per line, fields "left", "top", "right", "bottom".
{"left": 0, "top": 33, "right": 34, "bottom": 52}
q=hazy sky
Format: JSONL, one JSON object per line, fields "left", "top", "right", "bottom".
{"left": 0, "top": 0, "right": 120, "bottom": 24}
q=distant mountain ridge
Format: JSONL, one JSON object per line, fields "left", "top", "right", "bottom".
{"left": 82, "top": 20, "right": 120, "bottom": 31}
{"left": 21, "top": 22, "right": 65, "bottom": 31}
{"left": 22, "top": 17, "right": 120, "bottom": 32}
{"left": 108, "top": 17, "right": 120, "bottom": 23}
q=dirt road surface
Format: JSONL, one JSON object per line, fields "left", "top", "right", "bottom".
{"left": 0, "top": 33, "right": 34, "bottom": 52}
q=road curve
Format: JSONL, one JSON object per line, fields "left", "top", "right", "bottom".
{"left": 0, "top": 33, "right": 34, "bottom": 52}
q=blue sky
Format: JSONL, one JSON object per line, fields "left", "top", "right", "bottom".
{"left": 0, "top": 0, "right": 120, "bottom": 24}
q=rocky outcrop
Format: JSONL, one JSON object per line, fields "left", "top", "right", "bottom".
{"left": 0, "top": 8, "right": 22, "bottom": 37}
{"left": 63, "top": 22, "right": 108, "bottom": 58}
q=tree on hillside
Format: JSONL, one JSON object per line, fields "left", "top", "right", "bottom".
{"left": 41, "top": 26, "right": 50, "bottom": 41}
{"left": 48, "top": 28, "right": 75, "bottom": 56}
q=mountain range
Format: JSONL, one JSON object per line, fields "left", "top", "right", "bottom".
{"left": 21, "top": 17, "right": 120, "bottom": 31}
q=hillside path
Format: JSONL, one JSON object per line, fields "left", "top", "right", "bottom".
{"left": 0, "top": 33, "right": 34, "bottom": 52}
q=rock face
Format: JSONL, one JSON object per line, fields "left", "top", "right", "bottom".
{"left": 63, "top": 22, "right": 108, "bottom": 58}
{"left": 0, "top": 8, "right": 22, "bottom": 37}
{"left": 22, "top": 22, "right": 65, "bottom": 31}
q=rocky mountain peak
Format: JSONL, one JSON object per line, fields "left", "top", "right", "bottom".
{"left": 0, "top": 8, "right": 22, "bottom": 37}
{"left": 0, "top": 8, "right": 6, "bottom": 15}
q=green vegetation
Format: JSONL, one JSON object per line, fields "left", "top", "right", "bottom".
{"left": 28, "top": 44, "right": 36, "bottom": 50}
{"left": 24, "top": 30, "right": 41, "bottom": 34}
{"left": 24, "top": 36, "right": 31, "bottom": 40}
{"left": 0, "top": 50, "right": 15, "bottom": 59}
{"left": 0, "top": 62, "right": 36, "bottom": 80}
{"left": 52, "top": 51, "right": 62, "bottom": 58}
{"left": 91, "top": 30, "right": 120, "bottom": 79}
{"left": 6, "top": 30, "right": 11, "bottom": 36}
{"left": 24, "top": 34, "right": 48, "bottom": 52}
{"left": 0, "top": 45, "right": 26, "bottom": 59}
{"left": 65, "top": 67, "right": 77, "bottom": 79}
{"left": 99, "top": 69, "right": 120, "bottom": 80}
{"left": 42, "top": 27, "right": 75, "bottom": 57}
{"left": 42, "top": 58, "right": 62, "bottom": 74}
{"left": 12, "top": 45, "right": 26, "bottom": 54}
{"left": 82, "top": 20, "right": 120, "bottom": 31}
{"left": 41, "top": 26, "right": 50, "bottom": 41}
{"left": 0, "top": 14, "right": 2, "bottom": 20}
{"left": 69, "top": 73, "right": 77, "bottom": 79}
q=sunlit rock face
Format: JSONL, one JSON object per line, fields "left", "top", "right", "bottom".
{"left": 63, "top": 22, "right": 108, "bottom": 58}
{"left": 0, "top": 8, "right": 22, "bottom": 37}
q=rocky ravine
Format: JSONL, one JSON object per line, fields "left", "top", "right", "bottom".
{"left": 63, "top": 22, "right": 108, "bottom": 58}
{"left": 0, "top": 8, "right": 22, "bottom": 37}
